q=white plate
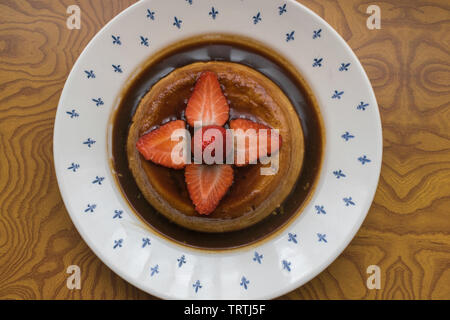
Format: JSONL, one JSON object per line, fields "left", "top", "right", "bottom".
{"left": 54, "top": 0, "right": 382, "bottom": 299}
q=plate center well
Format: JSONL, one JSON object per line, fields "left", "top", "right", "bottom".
{"left": 111, "top": 34, "right": 325, "bottom": 250}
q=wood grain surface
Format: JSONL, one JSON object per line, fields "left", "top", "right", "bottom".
{"left": 0, "top": 0, "right": 448, "bottom": 300}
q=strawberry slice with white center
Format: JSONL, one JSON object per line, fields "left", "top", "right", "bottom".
{"left": 185, "top": 71, "right": 230, "bottom": 127}
{"left": 230, "top": 118, "right": 282, "bottom": 166}
{"left": 184, "top": 164, "right": 234, "bottom": 215}
{"left": 136, "top": 120, "right": 187, "bottom": 169}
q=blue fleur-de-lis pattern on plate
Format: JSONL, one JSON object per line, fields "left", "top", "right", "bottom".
{"left": 173, "top": 16, "right": 182, "bottom": 29}
{"left": 66, "top": 110, "right": 79, "bottom": 118}
{"left": 358, "top": 155, "right": 371, "bottom": 165}
{"left": 315, "top": 205, "right": 326, "bottom": 214}
{"left": 83, "top": 138, "right": 96, "bottom": 148}
{"left": 140, "top": 36, "right": 149, "bottom": 47}
{"left": 177, "top": 255, "right": 186, "bottom": 268}
{"left": 146, "top": 9, "right": 155, "bottom": 20}
{"left": 113, "top": 210, "right": 123, "bottom": 219}
{"left": 150, "top": 264, "right": 159, "bottom": 276}
{"left": 339, "top": 63, "right": 350, "bottom": 71}
{"left": 142, "top": 238, "right": 151, "bottom": 248}
{"left": 357, "top": 101, "right": 369, "bottom": 111}
{"left": 114, "top": 238, "right": 123, "bottom": 249}
{"left": 84, "top": 204, "right": 96, "bottom": 213}
{"left": 282, "top": 260, "right": 291, "bottom": 272}
{"left": 333, "top": 170, "right": 346, "bottom": 179}
{"left": 317, "top": 233, "right": 327, "bottom": 243}
{"left": 209, "top": 7, "right": 218, "bottom": 20}
{"left": 112, "top": 64, "right": 123, "bottom": 73}
{"left": 92, "top": 98, "right": 104, "bottom": 107}
{"left": 112, "top": 35, "right": 121, "bottom": 45}
{"left": 252, "top": 12, "right": 261, "bottom": 24}
{"left": 84, "top": 70, "right": 95, "bottom": 79}
{"left": 68, "top": 163, "right": 80, "bottom": 172}
{"left": 288, "top": 232, "right": 298, "bottom": 244}
{"left": 342, "top": 131, "right": 355, "bottom": 141}
{"left": 56, "top": 1, "right": 380, "bottom": 299}
{"left": 253, "top": 251, "right": 263, "bottom": 264}
{"left": 92, "top": 176, "right": 104, "bottom": 185}
{"left": 313, "top": 28, "right": 322, "bottom": 39}
{"left": 286, "top": 31, "right": 295, "bottom": 42}
{"left": 332, "top": 90, "right": 344, "bottom": 99}
{"left": 240, "top": 276, "right": 249, "bottom": 290}
{"left": 343, "top": 197, "right": 355, "bottom": 206}
{"left": 193, "top": 280, "right": 202, "bottom": 293}
{"left": 313, "top": 58, "right": 323, "bottom": 67}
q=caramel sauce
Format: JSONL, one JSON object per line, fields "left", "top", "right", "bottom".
{"left": 111, "top": 35, "right": 324, "bottom": 250}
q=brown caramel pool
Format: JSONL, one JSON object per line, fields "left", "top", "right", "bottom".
{"left": 127, "top": 61, "right": 304, "bottom": 233}
{"left": 111, "top": 34, "right": 324, "bottom": 250}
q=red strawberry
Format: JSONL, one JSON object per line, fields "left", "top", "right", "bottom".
{"left": 185, "top": 71, "right": 230, "bottom": 127}
{"left": 136, "top": 120, "right": 187, "bottom": 169}
{"left": 185, "top": 164, "right": 234, "bottom": 215}
{"left": 230, "top": 118, "right": 282, "bottom": 166}
{"left": 191, "top": 125, "right": 232, "bottom": 163}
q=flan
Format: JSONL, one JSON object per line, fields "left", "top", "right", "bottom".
{"left": 127, "top": 61, "right": 304, "bottom": 233}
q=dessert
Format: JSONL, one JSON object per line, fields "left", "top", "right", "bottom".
{"left": 127, "top": 62, "right": 304, "bottom": 232}
{"left": 112, "top": 34, "right": 324, "bottom": 248}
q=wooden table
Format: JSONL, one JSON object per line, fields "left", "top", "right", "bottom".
{"left": 0, "top": 0, "right": 448, "bottom": 300}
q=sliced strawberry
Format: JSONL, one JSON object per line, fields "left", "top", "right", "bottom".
{"left": 185, "top": 71, "right": 230, "bottom": 127}
{"left": 136, "top": 120, "right": 187, "bottom": 169}
{"left": 230, "top": 118, "right": 282, "bottom": 166}
{"left": 191, "top": 125, "right": 232, "bottom": 163}
{"left": 185, "top": 164, "right": 234, "bottom": 215}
